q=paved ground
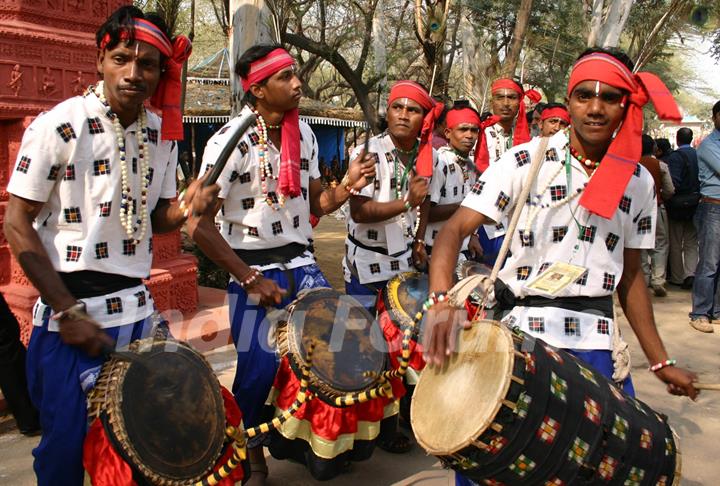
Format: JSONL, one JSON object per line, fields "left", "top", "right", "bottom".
{"left": 2, "top": 216, "right": 719, "bottom": 485}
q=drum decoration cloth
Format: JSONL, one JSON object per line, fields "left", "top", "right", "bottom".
{"left": 271, "top": 288, "right": 404, "bottom": 459}
{"left": 378, "top": 272, "right": 428, "bottom": 371}
{"left": 411, "top": 321, "right": 681, "bottom": 485}
{"left": 84, "top": 339, "right": 240, "bottom": 486}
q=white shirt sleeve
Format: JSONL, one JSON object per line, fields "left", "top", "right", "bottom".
{"left": 200, "top": 127, "right": 242, "bottom": 200}
{"left": 624, "top": 170, "right": 658, "bottom": 250}
{"left": 7, "top": 114, "right": 67, "bottom": 203}
{"left": 460, "top": 147, "right": 519, "bottom": 224}
{"left": 159, "top": 142, "right": 178, "bottom": 200}
{"left": 308, "top": 129, "right": 321, "bottom": 180}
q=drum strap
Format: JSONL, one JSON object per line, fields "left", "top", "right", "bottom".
{"left": 233, "top": 243, "right": 308, "bottom": 266}
{"left": 347, "top": 234, "right": 411, "bottom": 257}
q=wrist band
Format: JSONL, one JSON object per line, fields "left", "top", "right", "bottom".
{"left": 649, "top": 359, "right": 676, "bottom": 372}
{"left": 414, "top": 239, "right": 426, "bottom": 246}
{"left": 422, "top": 292, "right": 449, "bottom": 311}
{"left": 404, "top": 200, "right": 412, "bottom": 210}
{"left": 239, "top": 269, "right": 261, "bottom": 289}
{"left": 345, "top": 185, "right": 361, "bottom": 196}
{"left": 51, "top": 302, "right": 88, "bottom": 321}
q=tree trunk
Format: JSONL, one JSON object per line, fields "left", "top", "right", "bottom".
{"left": 501, "top": 0, "right": 533, "bottom": 77}
{"left": 228, "top": 0, "right": 276, "bottom": 115}
{"left": 587, "top": 0, "right": 604, "bottom": 47}
{"left": 599, "top": 0, "right": 633, "bottom": 47}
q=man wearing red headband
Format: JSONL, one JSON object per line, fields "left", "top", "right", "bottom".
{"left": 191, "top": 44, "right": 376, "bottom": 482}
{"left": 539, "top": 102, "right": 571, "bottom": 137}
{"left": 424, "top": 48, "right": 698, "bottom": 445}
{"left": 4, "top": 7, "right": 218, "bottom": 485}
{"left": 425, "top": 105, "right": 483, "bottom": 258}
{"left": 343, "top": 80, "right": 437, "bottom": 311}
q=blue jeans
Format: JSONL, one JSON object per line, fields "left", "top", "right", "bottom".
{"left": 227, "top": 264, "right": 330, "bottom": 431}
{"left": 26, "top": 312, "right": 156, "bottom": 486}
{"left": 691, "top": 202, "right": 720, "bottom": 319}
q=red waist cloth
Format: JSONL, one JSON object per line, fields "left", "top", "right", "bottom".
{"left": 272, "top": 356, "right": 404, "bottom": 441}
{"left": 83, "top": 386, "right": 244, "bottom": 486}
{"left": 376, "top": 298, "right": 427, "bottom": 372}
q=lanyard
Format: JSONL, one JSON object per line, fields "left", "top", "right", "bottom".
{"left": 393, "top": 148, "right": 416, "bottom": 199}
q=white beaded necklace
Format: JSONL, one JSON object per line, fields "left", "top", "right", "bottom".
{"left": 253, "top": 109, "right": 285, "bottom": 211}
{"left": 94, "top": 81, "right": 150, "bottom": 246}
{"left": 521, "top": 151, "right": 587, "bottom": 242}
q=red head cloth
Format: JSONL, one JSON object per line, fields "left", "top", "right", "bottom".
{"left": 473, "top": 115, "right": 502, "bottom": 173}
{"left": 100, "top": 18, "right": 192, "bottom": 141}
{"left": 241, "top": 48, "right": 301, "bottom": 198}
{"left": 541, "top": 106, "right": 571, "bottom": 125}
{"left": 491, "top": 78, "right": 541, "bottom": 147}
{"left": 567, "top": 52, "right": 682, "bottom": 219}
{"left": 388, "top": 80, "right": 437, "bottom": 177}
{"left": 444, "top": 108, "right": 492, "bottom": 171}
{"left": 445, "top": 107, "right": 481, "bottom": 130}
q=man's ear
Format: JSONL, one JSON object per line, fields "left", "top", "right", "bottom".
{"left": 97, "top": 50, "right": 105, "bottom": 76}
{"left": 249, "top": 84, "right": 264, "bottom": 100}
{"left": 444, "top": 127, "right": 452, "bottom": 139}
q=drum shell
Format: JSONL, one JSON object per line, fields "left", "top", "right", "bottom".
{"left": 412, "top": 322, "right": 680, "bottom": 485}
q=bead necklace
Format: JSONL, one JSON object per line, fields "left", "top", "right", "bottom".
{"left": 521, "top": 149, "right": 587, "bottom": 241}
{"left": 94, "top": 81, "right": 150, "bottom": 246}
{"left": 569, "top": 145, "right": 600, "bottom": 168}
{"left": 253, "top": 109, "right": 285, "bottom": 210}
{"left": 394, "top": 141, "right": 418, "bottom": 156}
{"left": 451, "top": 151, "right": 471, "bottom": 183}
{"left": 391, "top": 145, "right": 423, "bottom": 240}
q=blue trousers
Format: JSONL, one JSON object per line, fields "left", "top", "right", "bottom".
{"left": 344, "top": 274, "right": 387, "bottom": 314}
{"left": 26, "top": 312, "right": 156, "bottom": 486}
{"left": 478, "top": 226, "right": 504, "bottom": 266}
{"left": 691, "top": 202, "right": 720, "bottom": 319}
{"left": 455, "top": 349, "right": 634, "bottom": 486}
{"left": 228, "top": 264, "right": 329, "bottom": 431}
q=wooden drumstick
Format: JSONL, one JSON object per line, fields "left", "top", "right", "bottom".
{"left": 694, "top": 382, "right": 720, "bottom": 391}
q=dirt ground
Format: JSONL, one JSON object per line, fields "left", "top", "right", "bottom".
{"left": 2, "top": 215, "right": 719, "bottom": 485}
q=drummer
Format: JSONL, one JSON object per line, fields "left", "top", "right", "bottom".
{"left": 343, "top": 80, "right": 439, "bottom": 312}
{"left": 190, "top": 44, "right": 376, "bottom": 483}
{"left": 3, "top": 7, "right": 216, "bottom": 485}
{"left": 425, "top": 46, "right": 698, "bottom": 435}
{"left": 425, "top": 105, "right": 484, "bottom": 260}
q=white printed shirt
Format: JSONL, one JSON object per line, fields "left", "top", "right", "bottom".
{"left": 483, "top": 124, "right": 513, "bottom": 238}
{"left": 461, "top": 131, "right": 657, "bottom": 350}
{"left": 8, "top": 89, "right": 177, "bottom": 328}
{"left": 200, "top": 105, "right": 321, "bottom": 272}
{"left": 426, "top": 146, "right": 476, "bottom": 249}
{"left": 343, "top": 132, "right": 436, "bottom": 285}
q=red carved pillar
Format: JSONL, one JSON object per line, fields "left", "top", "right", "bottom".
{"left": 0, "top": 0, "right": 198, "bottom": 343}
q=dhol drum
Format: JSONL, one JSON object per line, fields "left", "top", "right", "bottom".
{"left": 270, "top": 288, "right": 402, "bottom": 479}
{"left": 412, "top": 321, "right": 681, "bottom": 485}
{"left": 377, "top": 272, "right": 428, "bottom": 371}
{"left": 85, "top": 338, "right": 243, "bottom": 486}
{"left": 455, "top": 260, "right": 492, "bottom": 305}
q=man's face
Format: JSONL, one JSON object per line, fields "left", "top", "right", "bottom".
{"left": 491, "top": 89, "right": 521, "bottom": 125}
{"left": 540, "top": 117, "right": 569, "bottom": 137}
{"left": 387, "top": 98, "right": 424, "bottom": 141}
{"left": 97, "top": 40, "right": 162, "bottom": 116}
{"left": 714, "top": 111, "right": 720, "bottom": 131}
{"left": 567, "top": 80, "right": 626, "bottom": 148}
{"left": 253, "top": 65, "right": 302, "bottom": 112}
{"left": 444, "top": 123, "right": 480, "bottom": 155}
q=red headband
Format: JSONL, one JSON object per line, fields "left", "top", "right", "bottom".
{"left": 241, "top": 48, "right": 301, "bottom": 198}
{"left": 387, "top": 80, "right": 438, "bottom": 177}
{"left": 491, "top": 78, "right": 541, "bottom": 148}
{"left": 100, "top": 19, "right": 192, "bottom": 141}
{"left": 567, "top": 53, "right": 681, "bottom": 219}
{"left": 541, "top": 106, "right": 570, "bottom": 124}
{"left": 445, "top": 108, "right": 481, "bottom": 129}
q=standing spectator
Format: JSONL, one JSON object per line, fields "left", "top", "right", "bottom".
{"left": 666, "top": 128, "right": 700, "bottom": 288}
{"left": 639, "top": 135, "right": 674, "bottom": 296}
{"left": 0, "top": 293, "right": 40, "bottom": 435}
{"left": 690, "top": 101, "right": 720, "bottom": 332}
{"left": 655, "top": 138, "right": 672, "bottom": 161}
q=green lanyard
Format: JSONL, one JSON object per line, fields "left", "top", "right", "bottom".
{"left": 393, "top": 148, "right": 416, "bottom": 200}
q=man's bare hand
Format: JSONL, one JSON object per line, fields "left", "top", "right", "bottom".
{"left": 59, "top": 317, "right": 115, "bottom": 357}
{"left": 245, "top": 276, "right": 286, "bottom": 307}
{"left": 347, "top": 150, "right": 377, "bottom": 190}
{"left": 421, "top": 301, "right": 470, "bottom": 367}
{"left": 468, "top": 234, "right": 483, "bottom": 260}
{"left": 407, "top": 176, "right": 429, "bottom": 207}
{"left": 183, "top": 174, "right": 221, "bottom": 217}
{"left": 656, "top": 366, "right": 699, "bottom": 400}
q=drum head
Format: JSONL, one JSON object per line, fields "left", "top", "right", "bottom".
{"left": 411, "top": 321, "right": 514, "bottom": 455}
{"left": 386, "top": 272, "right": 429, "bottom": 327}
{"left": 287, "top": 288, "right": 385, "bottom": 393}
{"left": 118, "top": 341, "right": 225, "bottom": 481}
{"left": 457, "top": 260, "right": 492, "bottom": 280}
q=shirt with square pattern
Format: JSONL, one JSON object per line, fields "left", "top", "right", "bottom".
{"left": 343, "top": 132, "right": 437, "bottom": 285}
{"left": 426, "top": 146, "right": 476, "bottom": 249}
{"left": 462, "top": 130, "right": 656, "bottom": 350}
{"left": 200, "top": 105, "right": 321, "bottom": 272}
{"left": 8, "top": 90, "right": 177, "bottom": 328}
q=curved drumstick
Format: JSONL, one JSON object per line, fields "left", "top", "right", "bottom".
{"left": 196, "top": 342, "right": 316, "bottom": 486}
{"left": 694, "top": 383, "right": 720, "bottom": 391}
{"left": 203, "top": 112, "right": 258, "bottom": 187}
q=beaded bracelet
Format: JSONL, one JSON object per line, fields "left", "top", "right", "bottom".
{"left": 414, "top": 239, "right": 426, "bottom": 246}
{"left": 239, "top": 269, "right": 261, "bottom": 289}
{"left": 345, "top": 185, "right": 361, "bottom": 196}
{"left": 422, "top": 292, "right": 449, "bottom": 311}
{"left": 649, "top": 359, "right": 677, "bottom": 372}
